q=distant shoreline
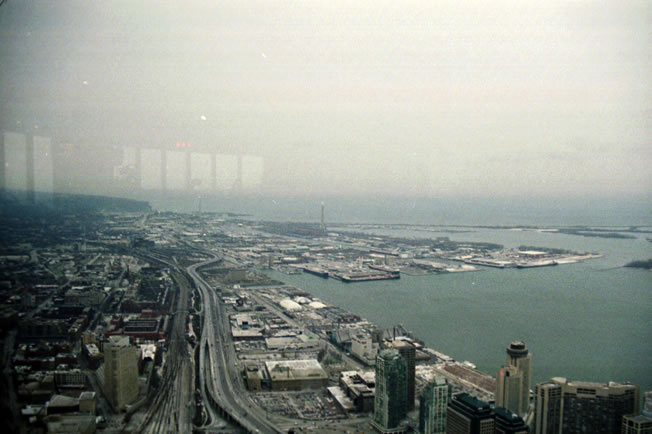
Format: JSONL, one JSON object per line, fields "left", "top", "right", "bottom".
{"left": 624, "top": 259, "right": 652, "bottom": 270}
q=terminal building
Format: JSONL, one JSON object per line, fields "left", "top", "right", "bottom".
{"left": 264, "top": 359, "right": 328, "bottom": 391}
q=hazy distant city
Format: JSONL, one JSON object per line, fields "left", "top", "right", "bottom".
{"left": 1, "top": 1, "right": 651, "bottom": 434}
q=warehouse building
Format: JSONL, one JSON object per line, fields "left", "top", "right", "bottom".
{"left": 264, "top": 359, "right": 328, "bottom": 391}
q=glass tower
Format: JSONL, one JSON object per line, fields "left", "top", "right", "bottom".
{"left": 418, "top": 376, "right": 451, "bottom": 434}
{"left": 374, "top": 348, "right": 408, "bottom": 431}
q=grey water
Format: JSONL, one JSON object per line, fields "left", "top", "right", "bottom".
{"left": 263, "top": 226, "right": 652, "bottom": 393}
{"left": 148, "top": 194, "right": 652, "bottom": 227}
{"left": 151, "top": 195, "right": 651, "bottom": 391}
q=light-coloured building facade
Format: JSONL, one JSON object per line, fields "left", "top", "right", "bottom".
{"left": 264, "top": 359, "right": 328, "bottom": 391}
{"left": 103, "top": 335, "right": 139, "bottom": 410}
{"left": 496, "top": 341, "right": 531, "bottom": 417}
{"left": 534, "top": 381, "right": 562, "bottom": 434}
{"left": 496, "top": 365, "right": 524, "bottom": 417}
{"left": 622, "top": 415, "right": 652, "bottom": 434}
{"left": 351, "top": 332, "right": 378, "bottom": 363}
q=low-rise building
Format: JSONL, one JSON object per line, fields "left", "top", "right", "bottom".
{"left": 340, "top": 370, "right": 376, "bottom": 413}
{"left": 264, "top": 359, "right": 328, "bottom": 391}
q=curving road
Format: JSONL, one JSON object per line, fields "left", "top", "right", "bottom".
{"left": 189, "top": 256, "right": 280, "bottom": 434}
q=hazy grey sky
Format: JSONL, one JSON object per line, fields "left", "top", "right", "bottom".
{"left": 1, "top": 0, "right": 650, "bottom": 198}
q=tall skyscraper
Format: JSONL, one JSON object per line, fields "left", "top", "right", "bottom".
{"left": 373, "top": 348, "right": 408, "bottom": 433}
{"left": 534, "top": 381, "right": 562, "bottom": 434}
{"left": 534, "top": 377, "right": 639, "bottom": 434}
{"left": 389, "top": 339, "right": 416, "bottom": 410}
{"left": 496, "top": 341, "right": 532, "bottom": 417}
{"left": 417, "top": 376, "right": 451, "bottom": 434}
{"left": 446, "top": 393, "right": 494, "bottom": 434}
{"left": 103, "top": 335, "right": 139, "bottom": 411}
{"left": 496, "top": 365, "right": 523, "bottom": 416}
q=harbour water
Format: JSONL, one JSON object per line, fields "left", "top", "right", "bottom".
{"left": 151, "top": 195, "right": 651, "bottom": 391}
{"left": 263, "top": 226, "right": 652, "bottom": 393}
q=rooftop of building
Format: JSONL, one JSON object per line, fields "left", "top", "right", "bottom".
{"left": 506, "top": 341, "right": 528, "bottom": 357}
{"left": 47, "top": 394, "right": 79, "bottom": 408}
{"left": 452, "top": 392, "right": 491, "bottom": 411}
{"left": 78, "top": 391, "right": 95, "bottom": 401}
{"left": 623, "top": 414, "right": 652, "bottom": 424}
{"left": 432, "top": 376, "right": 448, "bottom": 387}
{"left": 378, "top": 348, "right": 401, "bottom": 360}
{"left": 387, "top": 339, "right": 415, "bottom": 350}
{"left": 107, "top": 335, "right": 130, "bottom": 346}
{"left": 494, "top": 407, "right": 525, "bottom": 423}
{"left": 265, "top": 359, "right": 328, "bottom": 381}
{"left": 551, "top": 377, "right": 638, "bottom": 390}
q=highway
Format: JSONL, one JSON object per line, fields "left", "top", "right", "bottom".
{"left": 188, "top": 256, "right": 281, "bottom": 434}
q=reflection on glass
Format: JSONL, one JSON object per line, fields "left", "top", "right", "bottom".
{"left": 4, "top": 132, "right": 27, "bottom": 191}
{"left": 33, "top": 136, "right": 53, "bottom": 198}
{"left": 141, "top": 148, "right": 161, "bottom": 190}
{"left": 190, "top": 152, "right": 212, "bottom": 191}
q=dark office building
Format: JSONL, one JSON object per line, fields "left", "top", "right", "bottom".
{"left": 390, "top": 340, "right": 416, "bottom": 410}
{"left": 447, "top": 393, "right": 494, "bottom": 434}
{"left": 373, "top": 349, "right": 408, "bottom": 433}
{"left": 494, "top": 407, "right": 529, "bottom": 434}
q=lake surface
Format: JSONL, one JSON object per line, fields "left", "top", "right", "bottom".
{"left": 263, "top": 226, "right": 652, "bottom": 393}
{"left": 149, "top": 194, "right": 652, "bottom": 227}
{"left": 150, "top": 195, "right": 651, "bottom": 391}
